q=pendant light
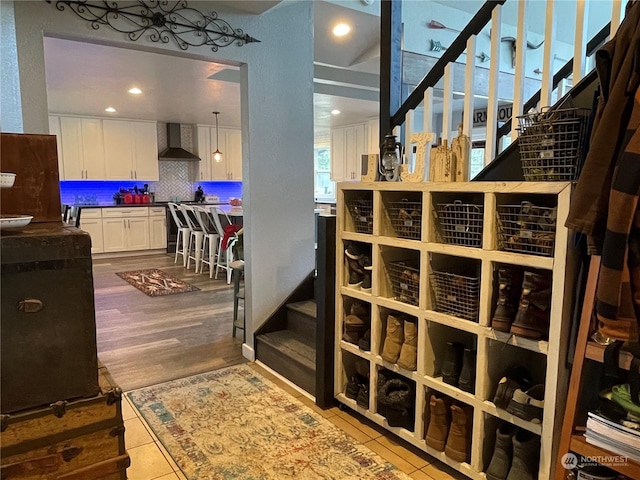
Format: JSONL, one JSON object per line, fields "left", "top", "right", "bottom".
{"left": 212, "top": 111, "right": 223, "bottom": 163}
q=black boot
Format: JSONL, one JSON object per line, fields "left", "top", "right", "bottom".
{"left": 458, "top": 349, "right": 476, "bottom": 393}
{"left": 442, "top": 342, "right": 465, "bottom": 386}
{"left": 491, "top": 268, "right": 521, "bottom": 332}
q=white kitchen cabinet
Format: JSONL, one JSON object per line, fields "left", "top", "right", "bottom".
{"left": 103, "top": 120, "right": 159, "bottom": 181}
{"left": 330, "top": 123, "right": 367, "bottom": 182}
{"left": 194, "top": 125, "right": 241, "bottom": 181}
{"left": 79, "top": 208, "right": 104, "bottom": 254}
{"left": 58, "top": 117, "right": 106, "bottom": 180}
{"left": 48, "top": 116, "right": 64, "bottom": 179}
{"left": 149, "top": 207, "right": 167, "bottom": 249}
{"left": 132, "top": 122, "right": 159, "bottom": 180}
{"left": 102, "top": 207, "right": 150, "bottom": 252}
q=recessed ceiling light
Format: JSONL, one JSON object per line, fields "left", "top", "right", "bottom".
{"left": 128, "top": 87, "right": 142, "bottom": 95}
{"left": 331, "top": 109, "right": 341, "bottom": 115}
{"left": 105, "top": 107, "right": 116, "bottom": 113}
{"left": 332, "top": 23, "right": 351, "bottom": 37}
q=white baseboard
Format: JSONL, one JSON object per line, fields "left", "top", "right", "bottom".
{"left": 242, "top": 343, "right": 255, "bottom": 361}
{"left": 254, "top": 360, "right": 315, "bottom": 402}
{"left": 92, "top": 249, "right": 167, "bottom": 259}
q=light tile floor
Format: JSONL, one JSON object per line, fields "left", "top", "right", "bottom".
{"left": 123, "top": 363, "right": 465, "bottom": 480}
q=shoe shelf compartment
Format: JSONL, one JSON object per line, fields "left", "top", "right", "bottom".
{"left": 335, "top": 182, "right": 575, "bottom": 480}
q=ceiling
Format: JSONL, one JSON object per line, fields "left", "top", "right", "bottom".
{"left": 43, "top": 1, "right": 382, "bottom": 135}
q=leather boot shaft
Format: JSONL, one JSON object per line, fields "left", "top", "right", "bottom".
{"left": 425, "top": 395, "right": 450, "bottom": 451}
{"left": 381, "top": 315, "right": 404, "bottom": 363}
{"left": 444, "top": 404, "right": 472, "bottom": 463}
{"left": 442, "top": 342, "right": 465, "bottom": 386}
{"left": 505, "top": 431, "right": 540, "bottom": 480}
{"left": 511, "top": 271, "right": 551, "bottom": 340}
{"left": 397, "top": 319, "right": 418, "bottom": 371}
{"left": 458, "top": 349, "right": 476, "bottom": 393}
{"left": 486, "top": 424, "right": 514, "bottom": 480}
{"left": 491, "top": 268, "right": 521, "bottom": 331}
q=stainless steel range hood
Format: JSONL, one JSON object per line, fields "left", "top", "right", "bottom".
{"left": 158, "top": 123, "right": 200, "bottom": 161}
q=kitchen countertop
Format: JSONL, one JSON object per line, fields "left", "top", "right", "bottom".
{"left": 71, "top": 202, "right": 230, "bottom": 208}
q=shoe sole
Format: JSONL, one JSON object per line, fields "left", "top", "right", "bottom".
{"left": 510, "top": 324, "right": 545, "bottom": 339}
{"left": 491, "top": 317, "right": 513, "bottom": 332}
{"left": 348, "top": 282, "right": 363, "bottom": 289}
{"left": 444, "top": 446, "right": 467, "bottom": 463}
{"left": 425, "top": 437, "right": 446, "bottom": 452}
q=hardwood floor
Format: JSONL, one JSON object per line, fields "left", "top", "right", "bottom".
{"left": 92, "top": 253, "right": 245, "bottom": 391}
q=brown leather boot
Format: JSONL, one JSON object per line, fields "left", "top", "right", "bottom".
{"left": 444, "top": 404, "right": 473, "bottom": 463}
{"left": 425, "top": 395, "right": 451, "bottom": 451}
{"left": 381, "top": 315, "right": 404, "bottom": 363}
{"left": 342, "top": 315, "right": 367, "bottom": 344}
{"left": 510, "top": 272, "right": 551, "bottom": 340}
{"left": 397, "top": 318, "right": 417, "bottom": 371}
{"left": 491, "top": 268, "right": 521, "bottom": 332}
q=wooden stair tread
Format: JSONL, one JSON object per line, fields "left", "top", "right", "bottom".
{"left": 257, "top": 330, "right": 316, "bottom": 367}
{"left": 286, "top": 300, "right": 317, "bottom": 319}
{"left": 570, "top": 434, "right": 640, "bottom": 477}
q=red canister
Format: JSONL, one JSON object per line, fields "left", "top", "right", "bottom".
{"left": 142, "top": 193, "right": 151, "bottom": 204}
{"left": 123, "top": 193, "right": 133, "bottom": 204}
{"left": 134, "top": 194, "right": 142, "bottom": 204}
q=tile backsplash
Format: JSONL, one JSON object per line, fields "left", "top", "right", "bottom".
{"left": 60, "top": 123, "right": 242, "bottom": 205}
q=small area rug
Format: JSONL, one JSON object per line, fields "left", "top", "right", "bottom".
{"left": 115, "top": 269, "right": 199, "bottom": 297}
{"left": 128, "top": 364, "right": 413, "bottom": 480}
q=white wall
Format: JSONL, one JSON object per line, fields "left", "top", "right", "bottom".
{"left": 5, "top": 0, "right": 315, "bottom": 350}
{"left": 0, "top": 1, "right": 23, "bottom": 132}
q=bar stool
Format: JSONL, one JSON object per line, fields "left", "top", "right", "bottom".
{"left": 231, "top": 260, "right": 245, "bottom": 341}
{"left": 194, "top": 206, "right": 220, "bottom": 278}
{"left": 209, "top": 206, "right": 236, "bottom": 284}
{"left": 180, "top": 204, "right": 204, "bottom": 271}
{"left": 168, "top": 202, "right": 190, "bottom": 266}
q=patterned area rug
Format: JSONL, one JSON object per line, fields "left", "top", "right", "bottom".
{"left": 116, "top": 269, "right": 200, "bottom": 297}
{"left": 128, "top": 365, "right": 413, "bottom": 480}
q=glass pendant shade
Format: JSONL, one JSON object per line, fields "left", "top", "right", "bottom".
{"left": 212, "top": 111, "right": 223, "bottom": 163}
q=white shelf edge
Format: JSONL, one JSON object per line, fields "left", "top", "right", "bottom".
{"left": 421, "top": 375, "right": 481, "bottom": 408}
{"left": 340, "top": 286, "right": 374, "bottom": 302}
{"left": 340, "top": 340, "right": 371, "bottom": 358}
{"left": 483, "top": 329, "right": 549, "bottom": 355}
{"left": 375, "top": 296, "right": 422, "bottom": 316}
{"left": 489, "top": 250, "right": 554, "bottom": 270}
{"left": 425, "top": 310, "right": 483, "bottom": 335}
{"left": 481, "top": 401, "right": 543, "bottom": 436}
{"left": 342, "top": 231, "right": 373, "bottom": 242}
{"left": 375, "top": 356, "right": 422, "bottom": 382}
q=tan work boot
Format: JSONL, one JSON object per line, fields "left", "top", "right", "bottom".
{"left": 425, "top": 395, "right": 450, "bottom": 451}
{"left": 381, "top": 315, "right": 404, "bottom": 363}
{"left": 397, "top": 318, "right": 418, "bottom": 371}
{"left": 444, "top": 404, "right": 473, "bottom": 463}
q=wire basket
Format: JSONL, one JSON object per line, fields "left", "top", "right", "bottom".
{"left": 388, "top": 200, "right": 422, "bottom": 240}
{"left": 346, "top": 198, "right": 373, "bottom": 234}
{"left": 388, "top": 261, "right": 420, "bottom": 306}
{"left": 430, "top": 271, "right": 480, "bottom": 321}
{"left": 434, "top": 201, "right": 483, "bottom": 247}
{"left": 497, "top": 202, "right": 557, "bottom": 257}
{"left": 517, "top": 107, "right": 591, "bottom": 181}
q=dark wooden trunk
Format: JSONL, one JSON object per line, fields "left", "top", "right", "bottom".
{"left": 0, "top": 365, "right": 128, "bottom": 480}
{"left": 0, "top": 133, "right": 61, "bottom": 223}
{"left": 1, "top": 223, "right": 99, "bottom": 413}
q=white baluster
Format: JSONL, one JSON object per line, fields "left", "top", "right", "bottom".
{"left": 573, "top": 0, "right": 589, "bottom": 83}
{"left": 540, "top": 0, "right": 556, "bottom": 109}
{"left": 511, "top": 0, "right": 528, "bottom": 142}
{"left": 442, "top": 63, "right": 454, "bottom": 143}
{"left": 462, "top": 35, "right": 476, "bottom": 144}
{"left": 485, "top": 5, "right": 502, "bottom": 166}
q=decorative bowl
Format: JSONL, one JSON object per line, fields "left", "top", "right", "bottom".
{"left": 0, "top": 173, "right": 16, "bottom": 188}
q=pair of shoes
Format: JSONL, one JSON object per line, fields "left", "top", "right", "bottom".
{"left": 425, "top": 395, "right": 473, "bottom": 463}
{"left": 358, "top": 329, "right": 371, "bottom": 351}
{"left": 346, "top": 360, "right": 370, "bottom": 409}
{"left": 381, "top": 315, "right": 417, "bottom": 371}
{"left": 486, "top": 423, "right": 540, "bottom": 480}
{"left": 491, "top": 269, "right": 551, "bottom": 340}
{"left": 345, "top": 244, "right": 373, "bottom": 291}
{"left": 342, "top": 302, "right": 369, "bottom": 344}
{"left": 493, "top": 366, "right": 544, "bottom": 423}
{"left": 442, "top": 343, "right": 476, "bottom": 393}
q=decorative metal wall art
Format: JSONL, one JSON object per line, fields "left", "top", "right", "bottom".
{"left": 47, "top": 0, "right": 260, "bottom": 52}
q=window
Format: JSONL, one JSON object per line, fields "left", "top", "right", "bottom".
{"left": 314, "top": 147, "right": 335, "bottom": 202}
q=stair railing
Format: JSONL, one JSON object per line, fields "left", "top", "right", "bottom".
{"left": 381, "top": 0, "right": 625, "bottom": 174}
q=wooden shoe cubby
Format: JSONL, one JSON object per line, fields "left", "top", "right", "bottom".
{"left": 335, "top": 182, "right": 575, "bottom": 480}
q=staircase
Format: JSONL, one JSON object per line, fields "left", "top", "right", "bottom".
{"left": 255, "top": 300, "right": 317, "bottom": 395}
